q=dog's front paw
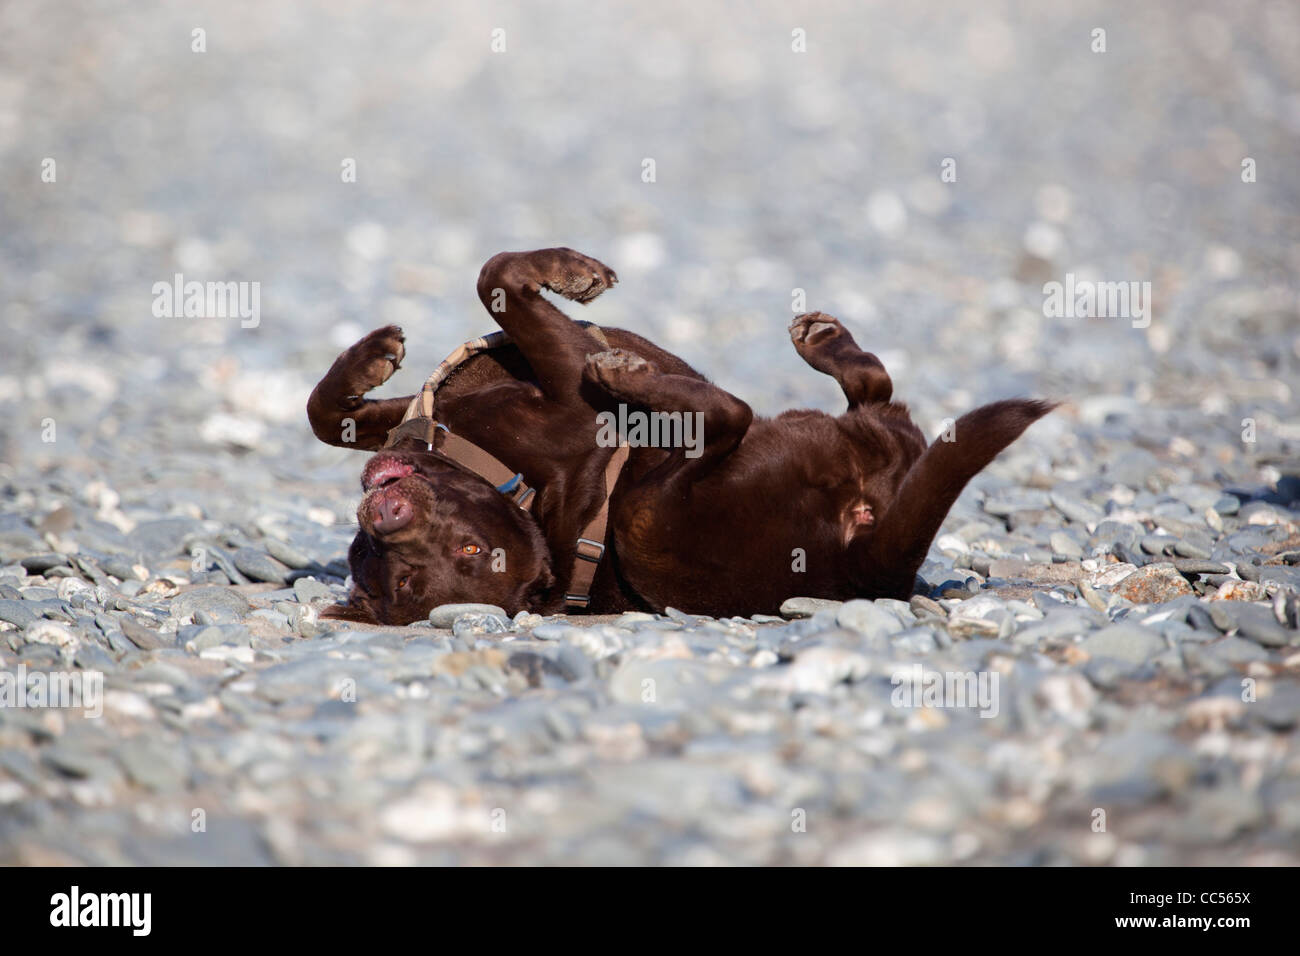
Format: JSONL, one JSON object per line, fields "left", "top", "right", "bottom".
{"left": 336, "top": 325, "right": 406, "bottom": 403}
{"left": 584, "top": 348, "right": 654, "bottom": 392}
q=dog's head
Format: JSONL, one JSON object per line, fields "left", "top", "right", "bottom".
{"left": 322, "top": 450, "right": 553, "bottom": 625}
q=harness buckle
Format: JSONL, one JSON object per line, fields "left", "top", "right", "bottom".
{"left": 564, "top": 593, "right": 591, "bottom": 608}
{"left": 426, "top": 421, "right": 449, "bottom": 451}
{"left": 575, "top": 537, "right": 605, "bottom": 563}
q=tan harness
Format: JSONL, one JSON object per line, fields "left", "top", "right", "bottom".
{"left": 382, "top": 325, "right": 628, "bottom": 610}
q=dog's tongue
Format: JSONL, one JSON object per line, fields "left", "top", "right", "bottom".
{"left": 362, "top": 456, "right": 415, "bottom": 491}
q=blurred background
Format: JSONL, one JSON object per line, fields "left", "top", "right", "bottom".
{"left": 1, "top": 0, "right": 1297, "bottom": 509}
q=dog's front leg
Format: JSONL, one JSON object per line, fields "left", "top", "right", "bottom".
{"left": 306, "top": 325, "right": 413, "bottom": 450}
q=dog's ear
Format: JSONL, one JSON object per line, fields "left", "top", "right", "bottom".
{"left": 849, "top": 398, "right": 1057, "bottom": 598}
{"left": 320, "top": 593, "right": 381, "bottom": 624}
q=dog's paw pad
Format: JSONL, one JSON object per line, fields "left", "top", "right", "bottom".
{"left": 344, "top": 325, "right": 406, "bottom": 392}
{"left": 544, "top": 249, "right": 618, "bottom": 303}
{"left": 586, "top": 348, "right": 647, "bottom": 372}
{"left": 789, "top": 312, "right": 845, "bottom": 346}
{"left": 585, "top": 349, "right": 654, "bottom": 390}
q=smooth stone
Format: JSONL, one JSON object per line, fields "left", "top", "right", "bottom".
{"left": 102, "top": 556, "right": 142, "bottom": 581}
{"left": 1089, "top": 520, "right": 1143, "bottom": 552}
{"left": 126, "top": 517, "right": 202, "bottom": 558}
{"left": 75, "top": 642, "right": 118, "bottom": 671}
{"left": 1080, "top": 623, "right": 1166, "bottom": 665}
{"left": 983, "top": 488, "right": 1051, "bottom": 516}
{"left": 119, "top": 615, "right": 168, "bottom": 651}
{"left": 1084, "top": 656, "right": 1142, "bottom": 689}
{"left": 1112, "top": 564, "right": 1194, "bottom": 604}
{"left": 233, "top": 548, "right": 291, "bottom": 585}
{"left": 909, "top": 594, "right": 947, "bottom": 619}
{"left": 264, "top": 537, "right": 315, "bottom": 570}
{"left": 1050, "top": 490, "right": 1105, "bottom": 526}
{"left": 19, "top": 553, "right": 70, "bottom": 573}
{"left": 1255, "top": 684, "right": 1300, "bottom": 730}
{"left": 1172, "top": 538, "right": 1212, "bottom": 559}
{"left": 614, "top": 612, "right": 656, "bottom": 628}
{"left": 1259, "top": 566, "right": 1300, "bottom": 592}
{"left": 0, "top": 599, "right": 38, "bottom": 628}
{"left": 530, "top": 623, "right": 575, "bottom": 641}
{"left": 171, "top": 587, "right": 252, "bottom": 623}
{"left": 1209, "top": 603, "right": 1291, "bottom": 648}
{"left": 1140, "top": 534, "right": 1178, "bottom": 556}
{"left": 1171, "top": 559, "right": 1229, "bottom": 576}
{"left": 505, "top": 651, "right": 573, "bottom": 688}
{"left": 665, "top": 607, "right": 702, "bottom": 626}
{"left": 1213, "top": 495, "right": 1241, "bottom": 516}
{"left": 1205, "top": 636, "right": 1270, "bottom": 665}
{"left": 779, "top": 596, "right": 842, "bottom": 620}
{"left": 1013, "top": 608, "right": 1102, "bottom": 646}
{"left": 428, "top": 603, "right": 508, "bottom": 628}
{"left": 452, "top": 614, "right": 510, "bottom": 638}
{"left": 1050, "top": 531, "right": 1084, "bottom": 558}
{"left": 892, "top": 627, "right": 938, "bottom": 654}
{"left": 43, "top": 745, "right": 122, "bottom": 782}
{"left": 292, "top": 577, "right": 332, "bottom": 604}
{"left": 118, "top": 737, "right": 189, "bottom": 791}
{"left": 248, "top": 609, "right": 291, "bottom": 630}
{"left": 835, "top": 599, "right": 904, "bottom": 638}
{"left": 184, "top": 626, "right": 231, "bottom": 653}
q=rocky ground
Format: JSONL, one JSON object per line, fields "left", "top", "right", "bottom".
{"left": 1, "top": 1, "right": 1299, "bottom": 864}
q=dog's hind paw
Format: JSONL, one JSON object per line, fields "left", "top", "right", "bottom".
{"left": 539, "top": 248, "right": 619, "bottom": 303}
{"left": 789, "top": 310, "right": 851, "bottom": 357}
{"left": 584, "top": 348, "right": 654, "bottom": 391}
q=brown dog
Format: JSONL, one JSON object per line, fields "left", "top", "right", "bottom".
{"left": 307, "top": 247, "right": 1053, "bottom": 624}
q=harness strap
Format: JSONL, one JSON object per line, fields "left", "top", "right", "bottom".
{"left": 565, "top": 443, "right": 630, "bottom": 609}
{"left": 383, "top": 417, "right": 536, "bottom": 510}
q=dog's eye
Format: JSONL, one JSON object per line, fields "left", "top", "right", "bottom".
{"left": 461, "top": 544, "right": 481, "bottom": 555}
{"left": 397, "top": 575, "right": 410, "bottom": 589}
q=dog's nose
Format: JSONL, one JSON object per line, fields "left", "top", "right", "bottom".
{"left": 373, "top": 495, "right": 412, "bottom": 533}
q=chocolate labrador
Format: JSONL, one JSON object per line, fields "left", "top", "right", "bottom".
{"left": 307, "top": 247, "right": 1053, "bottom": 624}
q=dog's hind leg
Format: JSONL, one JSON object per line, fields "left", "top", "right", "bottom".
{"left": 477, "top": 248, "right": 619, "bottom": 402}
{"left": 789, "top": 312, "right": 894, "bottom": 408}
{"left": 846, "top": 399, "right": 1057, "bottom": 599}
{"left": 583, "top": 348, "right": 753, "bottom": 479}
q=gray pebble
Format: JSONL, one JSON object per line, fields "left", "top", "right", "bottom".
{"left": 836, "top": 599, "right": 904, "bottom": 637}
{"left": 171, "top": 586, "right": 251, "bottom": 623}
{"left": 428, "top": 603, "right": 508, "bottom": 627}
{"left": 779, "top": 596, "right": 842, "bottom": 620}
{"left": 1080, "top": 623, "right": 1166, "bottom": 665}
{"left": 0, "top": 599, "right": 38, "bottom": 628}
{"left": 264, "top": 537, "right": 315, "bottom": 570}
{"left": 292, "top": 577, "right": 333, "bottom": 604}
{"left": 19, "top": 553, "right": 70, "bottom": 573}
{"left": 233, "top": 548, "right": 291, "bottom": 585}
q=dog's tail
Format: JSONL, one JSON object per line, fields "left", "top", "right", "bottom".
{"left": 847, "top": 399, "right": 1057, "bottom": 599}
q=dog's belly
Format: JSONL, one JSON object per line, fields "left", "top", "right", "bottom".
{"left": 611, "top": 492, "right": 850, "bottom": 615}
